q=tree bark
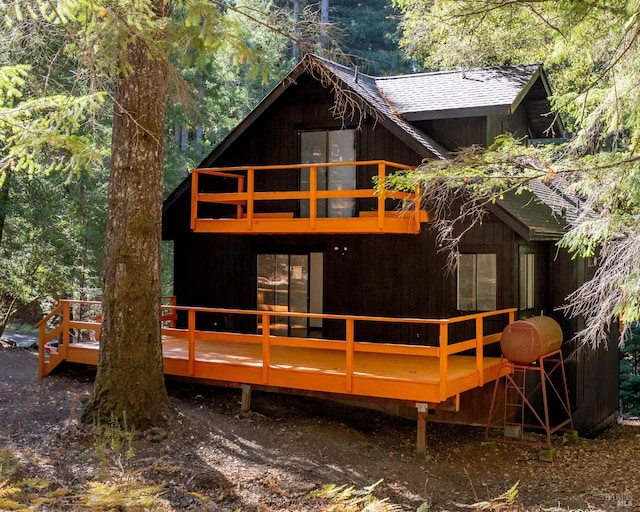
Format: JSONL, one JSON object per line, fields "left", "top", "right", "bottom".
{"left": 82, "top": 2, "right": 170, "bottom": 428}
{"left": 320, "top": 0, "right": 329, "bottom": 53}
{"left": 0, "top": 168, "right": 12, "bottom": 248}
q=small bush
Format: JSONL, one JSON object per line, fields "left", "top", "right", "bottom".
{"left": 92, "top": 412, "right": 135, "bottom": 472}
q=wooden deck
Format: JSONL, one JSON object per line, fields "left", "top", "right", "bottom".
{"left": 191, "top": 161, "right": 428, "bottom": 235}
{"left": 38, "top": 300, "right": 515, "bottom": 406}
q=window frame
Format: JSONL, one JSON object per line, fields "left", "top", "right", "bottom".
{"left": 256, "top": 251, "right": 324, "bottom": 337}
{"left": 518, "top": 246, "right": 536, "bottom": 313}
{"left": 299, "top": 128, "right": 357, "bottom": 218}
{"left": 457, "top": 252, "right": 498, "bottom": 312}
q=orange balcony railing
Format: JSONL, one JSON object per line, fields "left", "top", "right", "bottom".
{"left": 190, "top": 160, "right": 427, "bottom": 234}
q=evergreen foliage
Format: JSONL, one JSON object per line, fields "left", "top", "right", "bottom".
{"left": 390, "top": 1, "right": 640, "bottom": 347}
{"left": 0, "top": 0, "right": 294, "bottom": 333}
{"left": 0, "top": 0, "right": 112, "bottom": 332}
{"left": 275, "top": 1, "right": 409, "bottom": 75}
{"left": 331, "top": 0, "right": 411, "bottom": 75}
{"left": 0, "top": 0, "right": 419, "bottom": 433}
{"left": 164, "top": 0, "right": 294, "bottom": 196}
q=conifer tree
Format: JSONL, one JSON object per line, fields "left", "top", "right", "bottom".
{"left": 1, "top": 0, "right": 304, "bottom": 426}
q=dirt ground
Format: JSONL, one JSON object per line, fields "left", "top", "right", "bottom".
{"left": 0, "top": 342, "right": 639, "bottom": 511}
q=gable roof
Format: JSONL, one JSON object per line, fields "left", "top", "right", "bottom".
{"left": 376, "top": 65, "right": 545, "bottom": 121}
{"left": 193, "top": 55, "right": 555, "bottom": 175}
{"left": 165, "top": 54, "right": 451, "bottom": 212}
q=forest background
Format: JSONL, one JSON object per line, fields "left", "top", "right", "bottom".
{"left": 0, "top": 0, "right": 408, "bottom": 332}
{"left": 2, "top": 0, "right": 640, "bottom": 414}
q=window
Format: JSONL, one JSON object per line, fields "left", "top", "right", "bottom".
{"left": 519, "top": 250, "right": 535, "bottom": 311}
{"left": 300, "top": 129, "right": 356, "bottom": 218}
{"left": 457, "top": 253, "right": 497, "bottom": 311}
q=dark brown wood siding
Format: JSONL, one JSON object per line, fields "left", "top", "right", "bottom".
{"left": 172, "top": 230, "right": 453, "bottom": 343}
{"left": 169, "top": 215, "right": 520, "bottom": 344}
{"left": 547, "top": 249, "right": 619, "bottom": 436}
{"left": 212, "top": 75, "right": 424, "bottom": 173}
{"left": 413, "top": 117, "right": 486, "bottom": 152}
{"left": 487, "top": 105, "right": 529, "bottom": 145}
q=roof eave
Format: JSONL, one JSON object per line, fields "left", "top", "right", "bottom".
{"left": 509, "top": 65, "right": 542, "bottom": 114}
{"left": 403, "top": 104, "right": 512, "bottom": 121}
{"left": 488, "top": 203, "right": 565, "bottom": 242}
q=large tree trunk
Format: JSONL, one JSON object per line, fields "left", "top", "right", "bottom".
{"left": 82, "top": 2, "right": 170, "bottom": 428}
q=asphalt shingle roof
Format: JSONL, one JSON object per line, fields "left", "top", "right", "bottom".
{"left": 375, "top": 65, "right": 541, "bottom": 120}
{"left": 315, "top": 56, "right": 449, "bottom": 160}
{"left": 494, "top": 190, "right": 567, "bottom": 241}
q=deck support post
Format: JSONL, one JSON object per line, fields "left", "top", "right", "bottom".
{"left": 416, "top": 403, "right": 428, "bottom": 456}
{"left": 240, "top": 384, "right": 252, "bottom": 413}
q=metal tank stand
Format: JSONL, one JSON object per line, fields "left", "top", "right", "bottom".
{"left": 484, "top": 349, "right": 574, "bottom": 448}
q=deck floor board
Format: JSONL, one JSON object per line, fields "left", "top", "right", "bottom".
{"left": 55, "top": 334, "right": 510, "bottom": 404}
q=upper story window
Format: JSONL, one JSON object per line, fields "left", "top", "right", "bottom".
{"left": 457, "top": 253, "right": 497, "bottom": 311}
{"left": 300, "top": 129, "right": 356, "bottom": 218}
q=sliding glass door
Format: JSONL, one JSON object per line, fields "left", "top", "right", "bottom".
{"left": 257, "top": 253, "right": 323, "bottom": 336}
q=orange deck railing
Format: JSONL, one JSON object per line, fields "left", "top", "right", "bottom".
{"left": 36, "top": 297, "right": 177, "bottom": 377}
{"left": 161, "top": 305, "right": 515, "bottom": 401}
{"left": 190, "top": 161, "right": 427, "bottom": 234}
{"left": 38, "top": 299, "right": 515, "bottom": 404}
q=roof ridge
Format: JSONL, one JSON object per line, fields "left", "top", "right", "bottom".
{"left": 310, "top": 53, "right": 378, "bottom": 80}
{"left": 375, "top": 63, "right": 541, "bottom": 81}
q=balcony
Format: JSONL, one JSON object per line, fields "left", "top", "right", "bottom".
{"left": 190, "top": 160, "right": 428, "bottom": 234}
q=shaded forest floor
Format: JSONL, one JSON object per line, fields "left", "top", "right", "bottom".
{"left": 0, "top": 343, "right": 638, "bottom": 511}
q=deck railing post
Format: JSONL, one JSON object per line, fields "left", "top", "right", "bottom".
{"left": 61, "top": 300, "right": 70, "bottom": 359}
{"left": 170, "top": 296, "right": 177, "bottom": 328}
{"left": 237, "top": 176, "right": 245, "bottom": 220}
{"left": 190, "top": 170, "right": 199, "bottom": 230}
{"left": 476, "top": 315, "right": 484, "bottom": 386}
{"left": 377, "top": 162, "right": 385, "bottom": 230}
{"left": 345, "top": 318, "right": 354, "bottom": 392}
{"left": 310, "top": 165, "right": 317, "bottom": 230}
{"left": 246, "top": 168, "right": 255, "bottom": 230}
{"left": 38, "top": 321, "right": 46, "bottom": 378}
{"left": 188, "top": 309, "right": 196, "bottom": 376}
{"left": 413, "top": 183, "right": 421, "bottom": 233}
{"left": 439, "top": 322, "right": 448, "bottom": 401}
{"left": 262, "top": 313, "right": 271, "bottom": 384}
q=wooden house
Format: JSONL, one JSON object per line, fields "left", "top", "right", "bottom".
{"left": 161, "top": 55, "right": 618, "bottom": 437}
